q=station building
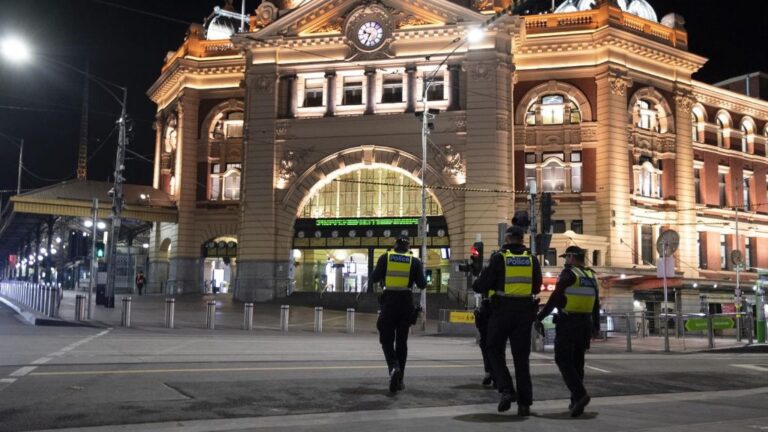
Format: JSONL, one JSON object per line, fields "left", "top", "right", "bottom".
{"left": 145, "top": 0, "right": 768, "bottom": 319}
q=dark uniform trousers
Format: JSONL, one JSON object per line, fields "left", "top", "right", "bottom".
{"left": 486, "top": 297, "right": 536, "bottom": 406}
{"left": 377, "top": 290, "right": 415, "bottom": 374}
{"left": 554, "top": 314, "right": 593, "bottom": 401}
{"left": 474, "top": 301, "right": 493, "bottom": 375}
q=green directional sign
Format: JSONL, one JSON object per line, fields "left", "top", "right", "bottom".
{"left": 684, "top": 317, "right": 734, "bottom": 332}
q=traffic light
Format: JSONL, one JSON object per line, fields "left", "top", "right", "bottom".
{"left": 511, "top": 210, "right": 530, "bottom": 232}
{"left": 540, "top": 193, "right": 555, "bottom": 234}
{"left": 470, "top": 241, "right": 484, "bottom": 276}
{"left": 96, "top": 241, "right": 105, "bottom": 258}
{"left": 425, "top": 269, "right": 433, "bottom": 284}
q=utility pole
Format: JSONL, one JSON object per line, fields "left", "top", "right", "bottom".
{"left": 76, "top": 62, "right": 89, "bottom": 180}
{"left": 104, "top": 88, "right": 128, "bottom": 308}
{"left": 529, "top": 182, "right": 537, "bottom": 256}
{"left": 17, "top": 138, "right": 23, "bottom": 195}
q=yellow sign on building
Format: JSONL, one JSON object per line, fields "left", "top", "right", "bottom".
{"left": 449, "top": 311, "right": 475, "bottom": 324}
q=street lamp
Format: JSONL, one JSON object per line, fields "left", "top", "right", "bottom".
{"left": 2, "top": 35, "right": 129, "bottom": 309}
{"left": 418, "top": 26, "right": 485, "bottom": 330}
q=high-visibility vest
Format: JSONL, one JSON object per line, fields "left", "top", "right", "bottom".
{"left": 496, "top": 250, "right": 533, "bottom": 298}
{"left": 564, "top": 267, "right": 597, "bottom": 314}
{"left": 384, "top": 251, "right": 413, "bottom": 290}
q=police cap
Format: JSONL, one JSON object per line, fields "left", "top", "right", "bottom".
{"left": 559, "top": 245, "right": 585, "bottom": 257}
{"left": 395, "top": 235, "right": 411, "bottom": 247}
{"left": 505, "top": 226, "right": 525, "bottom": 240}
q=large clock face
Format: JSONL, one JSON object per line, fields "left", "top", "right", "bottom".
{"left": 357, "top": 21, "right": 384, "bottom": 48}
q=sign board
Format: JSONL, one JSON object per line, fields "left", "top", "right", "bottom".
{"left": 448, "top": 311, "right": 475, "bottom": 324}
{"left": 684, "top": 316, "right": 734, "bottom": 332}
{"left": 656, "top": 256, "right": 675, "bottom": 278}
{"left": 721, "top": 303, "right": 736, "bottom": 314}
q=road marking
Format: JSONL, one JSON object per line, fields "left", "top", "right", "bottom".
{"left": 9, "top": 366, "right": 36, "bottom": 377}
{"left": 0, "top": 378, "right": 16, "bottom": 392}
{"left": 30, "top": 362, "right": 555, "bottom": 377}
{"left": 585, "top": 365, "right": 611, "bottom": 373}
{"left": 32, "top": 357, "right": 53, "bottom": 365}
{"left": 731, "top": 364, "right": 768, "bottom": 373}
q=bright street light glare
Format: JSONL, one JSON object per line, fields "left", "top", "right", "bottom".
{"left": 467, "top": 27, "right": 484, "bottom": 43}
{"left": 97, "top": 221, "right": 107, "bottom": 230}
{"left": 1, "top": 37, "right": 31, "bottom": 63}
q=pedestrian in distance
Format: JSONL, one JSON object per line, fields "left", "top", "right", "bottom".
{"left": 473, "top": 227, "right": 542, "bottom": 416}
{"left": 135, "top": 271, "right": 146, "bottom": 296}
{"left": 536, "top": 245, "right": 601, "bottom": 417}
{"left": 371, "top": 235, "right": 427, "bottom": 394}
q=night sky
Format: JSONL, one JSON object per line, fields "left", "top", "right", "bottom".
{"left": 0, "top": 0, "right": 766, "bottom": 204}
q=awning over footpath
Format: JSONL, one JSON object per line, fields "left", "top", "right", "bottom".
{"left": 0, "top": 180, "right": 177, "bottom": 255}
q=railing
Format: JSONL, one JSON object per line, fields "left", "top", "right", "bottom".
{"left": 0, "top": 281, "right": 62, "bottom": 318}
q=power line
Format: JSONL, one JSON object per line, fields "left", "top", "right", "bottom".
{"left": 88, "top": 0, "right": 191, "bottom": 26}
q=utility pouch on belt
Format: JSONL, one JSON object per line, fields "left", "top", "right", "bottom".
{"left": 410, "top": 305, "right": 422, "bottom": 325}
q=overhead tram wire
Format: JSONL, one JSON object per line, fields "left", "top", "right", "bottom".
{"left": 88, "top": 0, "right": 192, "bottom": 26}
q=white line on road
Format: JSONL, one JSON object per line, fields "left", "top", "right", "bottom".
{"left": 0, "top": 328, "right": 111, "bottom": 392}
{"left": 731, "top": 364, "right": 768, "bottom": 373}
{"left": 585, "top": 365, "right": 611, "bottom": 373}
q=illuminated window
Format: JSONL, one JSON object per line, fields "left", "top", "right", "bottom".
{"left": 381, "top": 75, "right": 403, "bottom": 103}
{"left": 635, "top": 159, "right": 661, "bottom": 198}
{"left": 743, "top": 175, "right": 752, "bottom": 211}
{"left": 571, "top": 151, "right": 582, "bottom": 193}
{"left": 222, "top": 112, "right": 243, "bottom": 139}
{"left": 694, "top": 168, "right": 702, "bottom": 204}
{"left": 343, "top": 77, "right": 363, "bottom": 105}
{"left": 300, "top": 167, "right": 441, "bottom": 218}
{"left": 541, "top": 154, "right": 565, "bottom": 192}
{"left": 720, "top": 234, "right": 727, "bottom": 270}
{"left": 525, "top": 94, "right": 581, "bottom": 126}
{"left": 210, "top": 163, "right": 241, "bottom": 201}
{"left": 304, "top": 79, "right": 324, "bottom": 107}
{"left": 425, "top": 72, "right": 445, "bottom": 101}
{"left": 636, "top": 99, "right": 657, "bottom": 131}
{"left": 691, "top": 113, "right": 698, "bottom": 142}
{"left": 741, "top": 125, "right": 748, "bottom": 153}
{"left": 717, "top": 118, "right": 726, "bottom": 148}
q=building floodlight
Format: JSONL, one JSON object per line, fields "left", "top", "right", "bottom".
{"left": 467, "top": 27, "right": 484, "bottom": 43}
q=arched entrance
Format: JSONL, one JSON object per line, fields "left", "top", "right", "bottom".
{"left": 201, "top": 236, "right": 237, "bottom": 294}
{"left": 291, "top": 164, "right": 450, "bottom": 293}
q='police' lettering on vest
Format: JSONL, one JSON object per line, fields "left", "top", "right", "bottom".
{"left": 506, "top": 256, "right": 531, "bottom": 266}
{"left": 389, "top": 254, "right": 411, "bottom": 263}
{"left": 579, "top": 277, "right": 597, "bottom": 288}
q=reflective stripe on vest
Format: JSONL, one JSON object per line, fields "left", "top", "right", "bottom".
{"left": 385, "top": 251, "right": 412, "bottom": 289}
{"left": 564, "top": 267, "right": 597, "bottom": 314}
{"left": 498, "top": 251, "right": 533, "bottom": 298}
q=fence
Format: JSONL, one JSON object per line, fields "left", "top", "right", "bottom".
{"left": 0, "top": 281, "right": 62, "bottom": 318}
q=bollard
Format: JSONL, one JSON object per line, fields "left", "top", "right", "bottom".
{"left": 121, "top": 297, "right": 132, "bottom": 327}
{"left": 48, "top": 286, "right": 58, "bottom": 318}
{"left": 165, "top": 298, "right": 175, "bottom": 329}
{"left": 206, "top": 301, "right": 216, "bottom": 330}
{"left": 243, "top": 303, "right": 254, "bottom": 330}
{"left": 280, "top": 305, "right": 289, "bottom": 333}
{"left": 748, "top": 313, "right": 754, "bottom": 345}
{"left": 707, "top": 313, "right": 714, "bottom": 349}
{"left": 625, "top": 313, "right": 632, "bottom": 352}
{"left": 314, "top": 306, "right": 323, "bottom": 333}
{"left": 346, "top": 308, "right": 355, "bottom": 334}
{"left": 75, "top": 294, "right": 86, "bottom": 321}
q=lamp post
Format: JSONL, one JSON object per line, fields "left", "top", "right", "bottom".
{"left": 2, "top": 36, "right": 129, "bottom": 308}
{"left": 0, "top": 132, "right": 24, "bottom": 195}
{"left": 418, "top": 27, "right": 484, "bottom": 330}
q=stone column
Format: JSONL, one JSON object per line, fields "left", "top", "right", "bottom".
{"left": 236, "top": 65, "right": 287, "bottom": 302}
{"left": 167, "top": 90, "right": 202, "bottom": 294}
{"left": 286, "top": 74, "right": 297, "bottom": 118}
{"left": 405, "top": 65, "right": 417, "bottom": 113}
{"left": 152, "top": 115, "right": 163, "bottom": 189}
{"left": 448, "top": 64, "right": 461, "bottom": 111}
{"left": 674, "top": 88, "right": 698, "bottom": 278}
{"left": 594, "top": 68, "right": 632, "bottom": 266}
{"left": 457, "top": 48, "right": 513, "bottom": 300}
{"left": 324, "top": 71, "right": 336, "bottom": 117}
{"left": 364, "top": 67, "right": 376, "bottom": 115}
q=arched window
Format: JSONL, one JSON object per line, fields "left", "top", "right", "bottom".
{"left": 212, "top": 111, "right": 244, "bottom": 139}
{"left": 525, "top": 94, "right": 581, "bottom": 126}
{"left": 741, "top": 125, "right": 749, "bottom": 153}
{"left": 541, "top": 154, "right": 566, "bottom": 192}
{"left": 691, "top": 113, "right": 698, "bottom": 142}
{"left": 210, "top": 163, "right": 242, "bottom": 201}
{"left": 634, "top": 159, "right": 661, "bottom": 198}
{"left": 717, "top": 117, "right": 726, "bottom": 148}
{"left": 635, "top": 99, "right": 659, "bottom": 132}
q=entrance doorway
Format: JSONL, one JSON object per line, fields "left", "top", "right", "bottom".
{"left": 201, "top": 237, "right": 237, "bottom": 294}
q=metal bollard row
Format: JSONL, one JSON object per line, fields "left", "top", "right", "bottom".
{"left": 206, "top": 301, "right": 216, "bottom": 330}
{"left": 314, "top": 307, "right": 323, "bottom": 333}
{"left": 243, "top": 303, "right": 254, "bottom": 330}
{"left": 165, "top": 298, "right": 175, "bottom": 329}
{"left": 121, "top": 297, "right": 132, "bottom": 327}
{"left": 280, "top": 305, "right": 289, "bottom": 333}
{"left": 75, "top": 295, "right": 86, "bottom": 321}
{"left": 346, "top": 308, "right": 355, "bottom": 334}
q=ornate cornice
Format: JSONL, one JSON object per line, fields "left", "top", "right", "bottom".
{"left": 674, "top": 91, "right": 695, "bottom": 114}
{"left": 607, "top": 70, "right": 631, "bottom": 97}
{"left": 148, "top": 60, "right": 245, "bottom": 108}
{"left": 692, "top": 81, "right": 768, "bottom": 120}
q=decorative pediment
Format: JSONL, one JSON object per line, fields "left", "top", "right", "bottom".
{"left": 250, "top": 0, "right": 484, "bottom": 39}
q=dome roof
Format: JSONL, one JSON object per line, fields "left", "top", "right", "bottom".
{"left": 554, "top": 0, "right": 658, "bottom": 23}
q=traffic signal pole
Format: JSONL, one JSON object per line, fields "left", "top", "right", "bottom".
{"left": 529, "top": 193, "right": 537, "bottom": 256}
{"left": 88, "top": 198, "right": 98, "bottom": 320}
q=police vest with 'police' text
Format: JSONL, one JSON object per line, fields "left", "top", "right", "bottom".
{"left": 495, "top": 251, "right": 533, "bottom": 298}
{"left": 564, "top": 267, "right": 597, "bottom": 314}
{"left": 385, "top": 251, "right": 413, "bottom": 290}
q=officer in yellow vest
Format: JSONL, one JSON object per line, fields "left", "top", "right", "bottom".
{"left": 473, "top": 227, "right": 542, "bottom": 416}
{"left": 537, "top": 245, "right": 601, "bottom": 417}
{"left": 372, "top": 235, "right": 427, "bottom": 393}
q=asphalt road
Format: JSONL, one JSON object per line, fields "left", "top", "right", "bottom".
{"left": 1, "top": 302, "right": 768, "bottom": 432}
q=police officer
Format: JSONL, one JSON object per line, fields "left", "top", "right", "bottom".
{"left": 474, "top": 227, "right": 542, "bottom": 415}
{"left": 472, "top": 289, "right": 495, "bottom": 387}
{"left": 371, "top": 235, "right": 427, "bottom": 393}
{"left": 536, "top": 246, "right": 601, "bottom": 417}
